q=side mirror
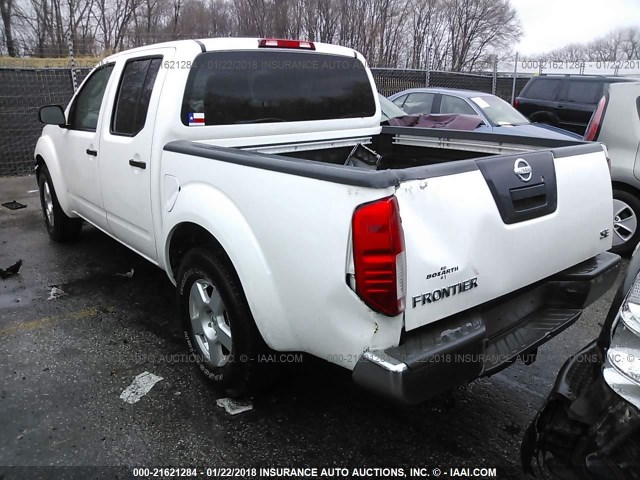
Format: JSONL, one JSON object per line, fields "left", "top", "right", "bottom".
{"left": 38, "top": 105, "right": 66, "bottom": 126}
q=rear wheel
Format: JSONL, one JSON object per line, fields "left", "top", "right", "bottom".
{"left": 611, "top": 189, "right": 640, "bottom": 255}
{"left": 177, "top": 247, "right": 267, "bottom": 397}
{"left": 38, "top": 165, "right": 82, "bottom": 242}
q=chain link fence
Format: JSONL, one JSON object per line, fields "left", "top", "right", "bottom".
{"left": 372, "top": 68, "right": 530, "bottom": 100}
{"left": 0, "top": 63, "right": 530, "bottom": 176}
{"left": 0, "top": 67, "right": 91, "bottom": 176}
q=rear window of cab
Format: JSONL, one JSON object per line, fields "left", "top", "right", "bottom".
{"left": 180, "top": 50, "right": 376, "bottom": 126}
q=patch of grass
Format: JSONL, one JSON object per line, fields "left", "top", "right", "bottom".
{"left": 0, "top": 56, "right": 102, "bottom": 69}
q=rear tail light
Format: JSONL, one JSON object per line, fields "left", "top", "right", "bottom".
{"left": 513, "top": 98, "right": 520, "bottom": 109}
{"left": 258, "top": 39, "right": 315, "bottom": 50}
{"left": 352, "top": 196, "right": 406, "bottom": 317}
{"left": 584, "top": 94, "right": 608, "bottom": 141}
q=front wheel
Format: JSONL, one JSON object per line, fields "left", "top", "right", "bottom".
{"left": 177, "top": 247, "right": 267, "bottom": 397}
{"left": 38, "top": 165, "right": 82, "bottom": 242}
{"left": 611, "top": 189, "right": 640, "bottom": 255}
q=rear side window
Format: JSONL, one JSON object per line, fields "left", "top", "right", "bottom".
{"left": 112, "top": 57, "right": 162, "bottom": 136}
{"left": 564, "top": 80, "right": 602, "bottom": 104}
{"left": 522, "top": 79, "right": 561, "bottom": 101}
{"left": 402, "top": 92, "right": 435, "bottom": 114}
{"left": 181, "top": 51, "right": 375, "bottom": 125}
{"left": 439, "top": 95, "right": 476, "bottom": 115}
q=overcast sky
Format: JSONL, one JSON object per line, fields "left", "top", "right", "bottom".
{"left": 510, "top": 0, "right": 640, "bottom": 55}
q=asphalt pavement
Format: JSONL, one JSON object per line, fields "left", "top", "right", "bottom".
{"left": 0, "top": 174, "right": 626, "bottom": 480}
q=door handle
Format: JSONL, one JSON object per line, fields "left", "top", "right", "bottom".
{"left": 86, "top": 149, "right": 98, "bottom": 156}
{"left": 129, "top": 159, "right": 146, "bottom": 169}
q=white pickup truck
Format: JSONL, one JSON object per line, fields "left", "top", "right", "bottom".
{"left": 35, "top": 38, "right": 620, "bottom": 403}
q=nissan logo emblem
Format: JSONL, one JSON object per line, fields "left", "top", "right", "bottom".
{"left": 514, "top": 158, "right": 532, "bottom": 182}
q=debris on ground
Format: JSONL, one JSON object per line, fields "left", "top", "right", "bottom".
{"left": 119, "top": 371, "right": 164, "bottom": 404}
{"left": 115, "top": 268, "right": 134, "bottom": 278}
{"left": 216, "top": 397, "right": 254, "bottom": 415}
{"left": 0, "top": 259, "right": 22, "bottom": 279}
{"left": 47, "top": 286, "right": 67, "bottom": 300}
{"left": 1, "top": 201, "right": 27, "bottom": 210}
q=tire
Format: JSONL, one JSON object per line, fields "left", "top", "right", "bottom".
{"left": 38, "top": 165, "right": 82, "bottom": 242}
{"left": 611, "top": 188, "right": 640, "bottom": 256}
{"left": 177, "top": 247, "right": 268, "bottom": 397}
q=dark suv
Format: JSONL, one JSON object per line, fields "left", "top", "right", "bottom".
{"left": 515, "top": 75, "right": 635, "bottom": 135}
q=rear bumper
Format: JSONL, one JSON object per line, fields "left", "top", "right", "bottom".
{"left": 352, "top": 252, "right": 621, "bottom": 404}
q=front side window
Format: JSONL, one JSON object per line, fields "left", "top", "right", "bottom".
{"left": 69, "top": 65, "right": 114, "bottom": 131}
{"left": 112, "top": 57, "right": 162, "bottom": 136}
{"left": 181, "top": 50, "right": 376, "bottom": 125}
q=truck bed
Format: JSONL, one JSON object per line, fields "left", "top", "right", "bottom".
{"left": 166, "top": 126, "right": 598, "bottom": 186}
{"left": 238, "top": 125, "right": 591, "bottom": 170}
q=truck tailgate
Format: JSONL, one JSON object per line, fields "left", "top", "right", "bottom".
{"left": 398, "top": 147, "right": 612, "bottom": 331}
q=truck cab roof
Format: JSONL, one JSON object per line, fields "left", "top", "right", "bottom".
{"left": 100, "top": 37, "right": 366, "bottom": 65}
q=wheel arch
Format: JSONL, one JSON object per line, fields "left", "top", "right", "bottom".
{"left": 35, "top": 154, "right": 45, "bottom": 180}
{"left": 166, "top": 222, "right": 230, "bottom": 282}
{"left": 612, "top": 180, "right": 640, "bottom": 199}
{"left": 163, "top": 206, "right": 293, "bottom": 351}
{"left": 34, "top": 136, "right": 73, "bottom": 214}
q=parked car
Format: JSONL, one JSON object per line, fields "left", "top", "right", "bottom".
{"left": 388, "top": 87, "right": 581, "bottom": 140}
{"left": 381, "top": 93, "right": 492, "bottom": 131}
{"left": 35, "top": 37, "right": 618, "bottom": 403}
{"left": 515, "top": 74, "right": 636, "bottom": 135}
{"left": 583, "top": 81, "right": 640, "bottom": 255}
{"left": 522, "top": 245, "right": 640, "bottom": 480}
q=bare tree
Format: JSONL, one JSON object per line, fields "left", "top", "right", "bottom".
{"left": 67, "top": 0, "right": 96, "bottom": 54}
{"left": 407, "top": 0, "right": 446, "bottom": 69}
{"left": 0, "top": 0, "right": 17, "bottom": 56}
{"left": 530, "top": 27, "right": 640, "bottom": 63}
{"left": 620, "top": 27, "right": 640, "bottom": 60}
{"left": 6, "top": 0, "right": 525, "bottom": 71}
{"left": 444, "top": 0, "right": 521, "bottom": 71}
{"left": 93, "top": 0, "right": 139, "bottom": 52}
{"left": 303, "top": 0, "right": 338, "bottom": 43}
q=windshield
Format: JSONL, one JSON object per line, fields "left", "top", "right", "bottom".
{"left": 379, "top": 94, "right": 407, "bottom": 121}
{"left": 469, "top": 95, "right": 529, "bottom": 126}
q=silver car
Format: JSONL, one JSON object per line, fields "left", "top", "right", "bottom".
{"left": 388, "top": 87, "right": 581, "bottom": 140}
{"left": 585, "top": 81, "right": 640, "bottom": 254}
